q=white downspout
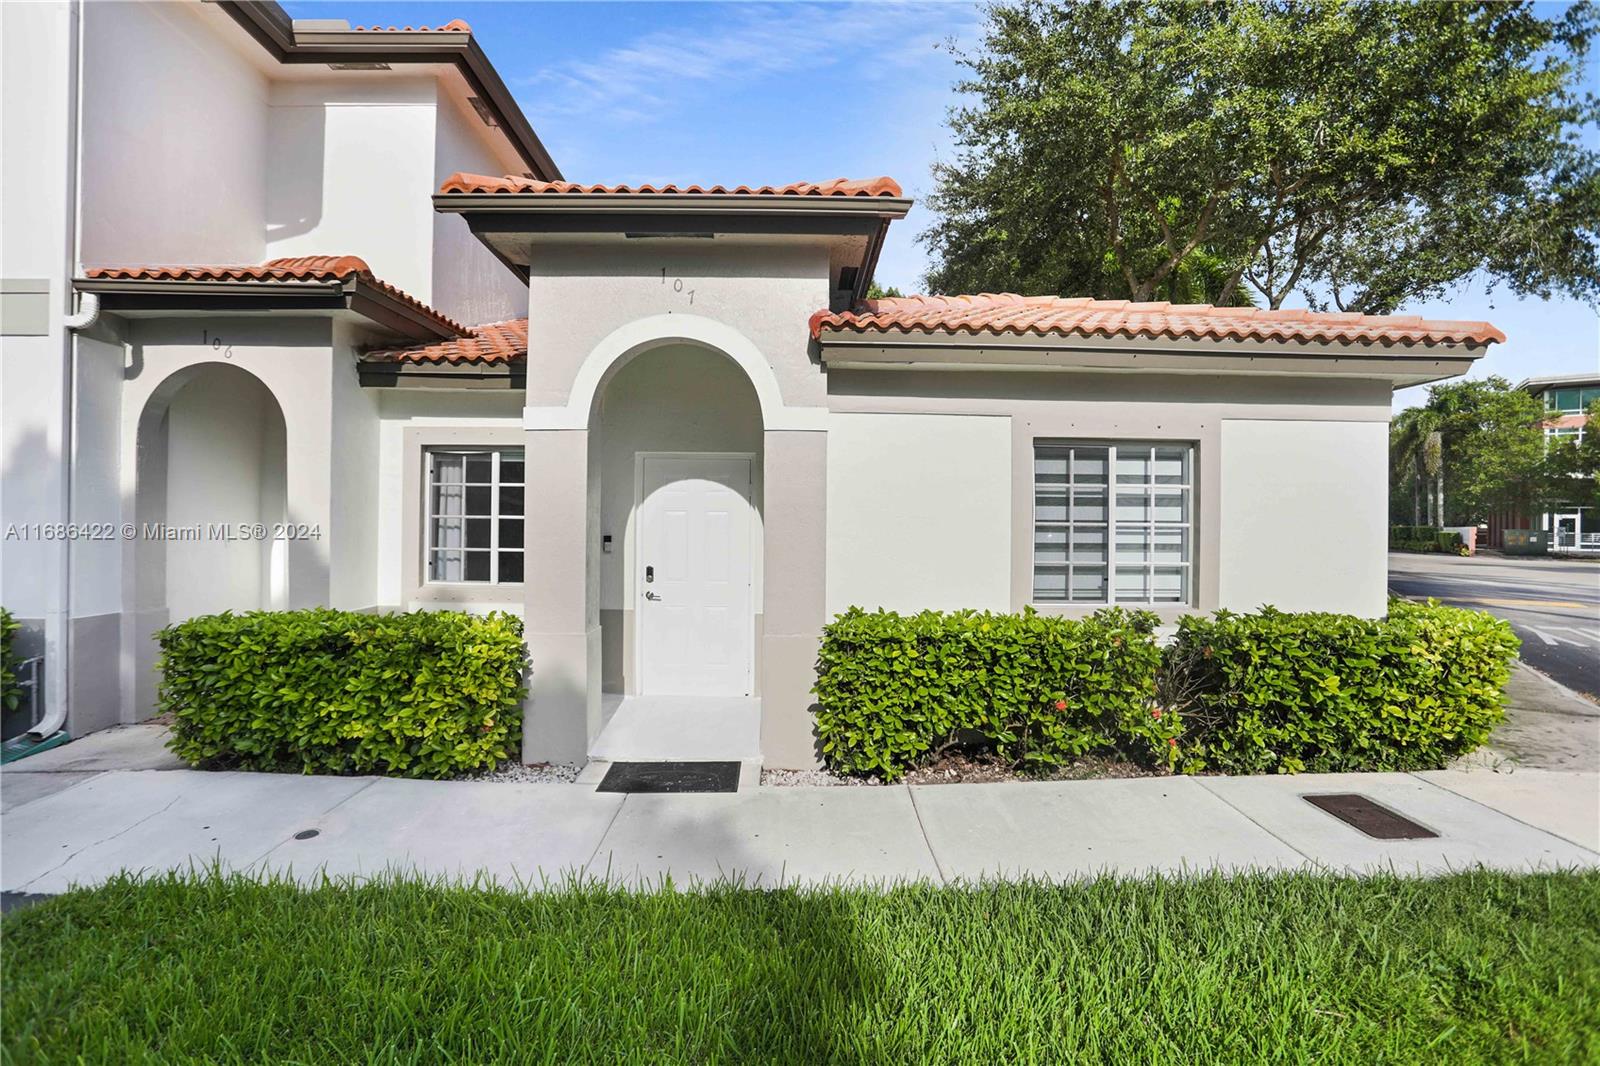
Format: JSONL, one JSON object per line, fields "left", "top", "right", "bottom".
{"left": 31, "top": 0, "right": 86, "bottom": 741}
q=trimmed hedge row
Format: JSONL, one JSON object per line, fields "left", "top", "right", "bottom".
{"left": 1169, "top": 600, "right": 1518, "bottom": 774}
{"left": 814, "top": 608, "right": 1171, "bottom": 779}
{"left": 814, "top": 600, "right": 1516, "bottom": 780}
{"left": 159, "top": 609, "right": 527, "bottom": 778}
{"left": 1388, "top": 526, "right": 1467, "bottom": 554}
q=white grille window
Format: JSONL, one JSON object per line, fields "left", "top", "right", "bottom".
{"left": 426, "top": 449, "right": 524, "bottom": 584}
{"left": 1034, "top": 441, "right": 1193, "bottom": 605}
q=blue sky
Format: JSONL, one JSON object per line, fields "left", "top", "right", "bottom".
{"left": 287, "top": 1, "right": 1598, "bottom": 408}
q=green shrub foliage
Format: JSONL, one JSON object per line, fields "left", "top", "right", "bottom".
{"left": 1167, "top": 600, "right": 1518, "bottom": 774}
{"left": 813, "top": 600, "right": 1517, "bottom": 780}
{"left": 814, "top": 607, "right": 1168, "bottom": 780}
{"left": 159, "top": 609, "right": 527, "bottom": 778}
{"left": 1, "top": 606, "right": 21, "bottom": 714}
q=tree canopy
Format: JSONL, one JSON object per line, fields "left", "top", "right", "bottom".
{"left": 923, "top": 0, "right": 1600, "bottom": 312}
{"left": 1387, "top": 378, "right": 1594, "bottom": 527}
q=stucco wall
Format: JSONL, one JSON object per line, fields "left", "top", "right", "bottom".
{"left": 80, "top": 0, "right": 268, "bottom": 266}
{"left": 1217, "top": 418, "right": 1389, "bottom": 616}
{"left": 524, "top": 242, "right": 833, "bottom": 412}
{"left": 826, "top": 412, "right": 1012, "bottom": 616}
{"left": 372, "top": 390, "right": 524, "bottom": 611}
{"left": 328, "top": 323, "right": 382, "bottom": 609}
{"left": 265, "top": 79, "right": 438, "bottom": 301}
{"left": 431, "top": 89, "right": 528, "bottom": 326}
{"left": 827, "top": 369, "right": 1394, "bottom": 619}
{"left": 163, "top": 365, "right": 282, "bottom": 620}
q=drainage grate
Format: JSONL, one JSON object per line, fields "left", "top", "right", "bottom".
{"left": 598, "top": 761, "right": 741, "bottom": 794}
{"left": 1302, "top": 793, "right": 1437, "bottom": 840}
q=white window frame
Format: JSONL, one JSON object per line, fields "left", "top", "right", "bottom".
{"left": 1031, "top": 440, "right": 1195, "bottom": 607}
{"left": 423, "top": 447, "right": 524, "bottom": 586}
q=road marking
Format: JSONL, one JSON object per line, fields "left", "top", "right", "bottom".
{"left": 1471, "top": 598, "right": 1591, "bottom": 609}
{"left": 1527, "top": 626, "right": 1600, "bottom": 647}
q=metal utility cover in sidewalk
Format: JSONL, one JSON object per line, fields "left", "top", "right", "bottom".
{"left": 1302, "top": 793, "right": 1438, "bottom": 840}
{"left": 598, "top": 761, "right": 741, "bottom": 794}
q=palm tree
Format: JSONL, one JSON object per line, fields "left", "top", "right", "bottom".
{"left": 1392, "top": 407, "right": 1445, "bottom": 526}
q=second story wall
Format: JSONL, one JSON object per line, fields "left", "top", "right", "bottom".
{"left": 432, "top": 90, "right": 528, "bottom": 326}
{"left": 265, "top": 78, "right": 438, "bottom": 301}
{"left": 80, "top": 1, "right": 268, "bottom": 266}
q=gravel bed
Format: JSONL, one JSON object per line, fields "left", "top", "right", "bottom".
{"left": 470, "top": 761, "right": 583, "bottom": 784}
{"left": 760, "top": 768, "right": 878, "bottom": 787}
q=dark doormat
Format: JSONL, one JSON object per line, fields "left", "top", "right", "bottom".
{"left": 598, "top": 761, "right": 741, "bottom": 794}
{"left": 1303, "top": 793, "right": 1438, "bottom": 840}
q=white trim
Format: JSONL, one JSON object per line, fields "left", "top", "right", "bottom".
{"left": 522, "top": 313, "right": 828, "bottom": 431}
{"left": 632, "top": 450, "right": 758, "bottom": 696}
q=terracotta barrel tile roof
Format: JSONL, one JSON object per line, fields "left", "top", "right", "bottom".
{"left": 351, "top": 20, "right": 471, "bottom": 32}
{"left": 439, "top": 173, "right": 904, "bottom": 198}
{"left": 82, "top": 255, "right": 470, "bottom": 337}
{"left": 810, "top": 293, "right": 1505, "bottom": 348}
{"left": 364, "top": 317, "right": 528, "bottom": 366}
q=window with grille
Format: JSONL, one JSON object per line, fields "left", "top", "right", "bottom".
{"left": 1033, "top": 441, "right": 1193, "bottom": 605}
{"left": 425, "top": 449, "right": 524, "bottom": 584}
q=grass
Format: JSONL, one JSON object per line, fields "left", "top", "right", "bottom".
{"left": 4, "top": 869, "right": 1599, "bottom": 1064}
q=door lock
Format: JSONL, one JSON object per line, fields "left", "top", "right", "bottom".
{"left": 645, "top": 565, "right": 655, "bottom": 583}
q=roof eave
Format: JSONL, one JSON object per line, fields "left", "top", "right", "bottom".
{"left": 214, "top": 2, "right": 560, "bottom": 181}
{"left": 73, "top": 276, "right": 462, "bottom": 341}
{"left": 815, "top": 330, "right": 1493, "bottom": 387}
{"left": 432, "top": 193, "right": 914, "bottom": 217}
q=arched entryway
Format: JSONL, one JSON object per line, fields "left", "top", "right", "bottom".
{"left": 592, "top": 342, "right": 764, "bottom": 698}
{"left": 133, "top": 362, "right": 288, "bottom": 625}
{"left": 520, "top": 316, "right": 829, "bottom": 769}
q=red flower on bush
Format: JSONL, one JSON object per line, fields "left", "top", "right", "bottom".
{"left": 1054, "top": 699, "right": 1068, "bottom": 711}
{"left": 1152, "top": 709, "right": 1162, "bottom": 719}
{"left": 1168, "top": 737, "right": 1178, "bottom": 747}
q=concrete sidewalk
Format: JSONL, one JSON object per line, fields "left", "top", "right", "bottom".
{"left": 2, "top": 764, "right": 1595, "bottom": 894}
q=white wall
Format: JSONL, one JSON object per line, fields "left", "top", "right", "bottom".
{"left": 373, "top": 390, "right": 525, "bottom": 608}
{"left": 70, "top": 334, "right": 125, "bottom": 616}
{"left": 525, "top": 243, "right": 834, "bottom": 411}
{"left": 431, "top": 89, "right": 527, "bottom": 326}
{"left": 80, "top": 0, "right": 268, "bottom": 266}
{"left": 1, "top": 0, "right": 74, "bottom": 626}
{"left": 826, "top": 412, "right": 1012, "bottom": 616}
{"left": 1217, "top": 418, "right": 1389, "bottom": 617}
{"left": 328, "top": 324, "right": 381, "bottom": 609}
{"left": 266, "top": 79, "right": 438, "bottom": 301}
{"left": 595, "top": 345, "right": 764, "bottom": 612}
{"left": 163, "top": 366, "right": 282, "bottom": 620}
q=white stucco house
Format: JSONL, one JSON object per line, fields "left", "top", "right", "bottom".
{"left": 1, "top": 1, "right": 1505, "bottom": 768}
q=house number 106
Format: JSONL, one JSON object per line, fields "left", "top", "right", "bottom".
{"left": 660, "top": 268, "right": 695, "bottom": 305}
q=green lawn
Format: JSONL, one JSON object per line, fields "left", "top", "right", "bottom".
{"left": 4, "top": 870, "right": 1598, "bottom": 1064}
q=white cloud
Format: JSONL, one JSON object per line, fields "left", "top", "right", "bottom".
{"left": 522, "top": 2, "right": 980, "bottom": 124}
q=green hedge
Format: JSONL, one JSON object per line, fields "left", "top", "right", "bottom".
{"left": 813, "top": 607, "right": 1170, "bottom": 780}
{"left": 159, "top": 609, "right": 527, "bottom": 778}
{"left": 1166, "top": 600, "right": 1517, "bottom": 774}
{"left": 812, "top": 600, "right": 1517, "bottom": 780}
{"left": 1, "top": 607, "right": 20, "bottom": 716}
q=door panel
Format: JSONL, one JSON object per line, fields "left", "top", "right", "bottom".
{"left": 638, "top": 456, "right": 754, "bottom": 695}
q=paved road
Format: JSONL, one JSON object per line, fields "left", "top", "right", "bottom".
{"left": 1388, "top": 552, "right": 1600, "bottom": 697}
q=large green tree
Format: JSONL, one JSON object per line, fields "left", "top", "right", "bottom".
{"left": 1389, "top": 378, "right": 1551, "bottom": 526}
{"left": 924, "top": 0, "right": 1599, "bottom": 312}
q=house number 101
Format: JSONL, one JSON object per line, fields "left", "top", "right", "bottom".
{"left": 660, "top": 268, "right": 695, "bottom": 305}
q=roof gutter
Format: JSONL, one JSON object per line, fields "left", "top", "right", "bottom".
{"left": 211, "top": 1, "right": 560, "bottom": 181}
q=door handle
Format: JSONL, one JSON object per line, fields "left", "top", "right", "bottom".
{"left": 645, "top": 591, "right": 662, "bottom": 602}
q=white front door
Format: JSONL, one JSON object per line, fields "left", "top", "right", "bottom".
{"left": 637, "top": 455, "right": 754, "bottom": 696}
